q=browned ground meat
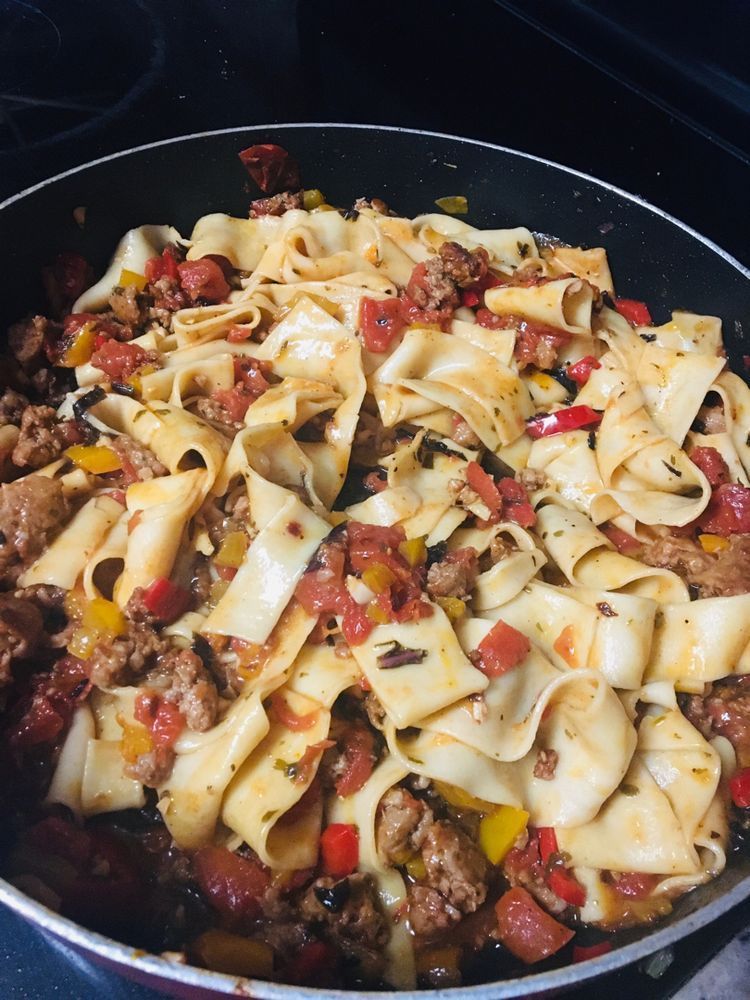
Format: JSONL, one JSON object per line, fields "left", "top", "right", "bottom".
{"left": 411, "top": 256, "right": 460, "bottom": 312}
{"left": 299, "top": 874, "right": 388, "bottom": 962}
{"left": 0, "top": 389, "right": 29, "bottom": 426}
{"left": 7, "top": 315, "right": 52, "bottom": 369}
{"left": 190, "top": 554, "right": 212, "bottom": 606}
{"left": 420, "top": 821, "right": 488, "bottom": 913}
{"left": 641, "top": 533, "right": 750, "bottom": 597}
{"left": 376, "top": 787, "right": 434, "bottom": 864}
{"left": 503, "top": 837, "right": 567, "bottom": 916}
{"left": 125, "top": 746, "right": 176, "bottom": 787}
{"left": 205, "top": 493, "right": 250, "bottom": 548}
{"left": 407, "top": 884, "right": 461, "bottom": 936}
{"left": 110, "top": 435, "right": 167, "bottom": 481}
{"left": 87, "top": 620, "right": 168, "bottom": 688}
{"left": 148, "top": 276, "right": 189, "bottom": 322}
{"left": 438, "top": 241, "right": 489, "bottom": 288}
{"left": 194, "top": 396, "right": 241, "bottom": 429}
{"left": 533, "top": 747, "right": 559, "bottom": 780}
{"left": 516, "top": 467, "right": 546, "bottom": 491}
{"left": 681, "top": 676, "right": 750, "bottom": 767}
{"left": 11, "top": 405, "right": 71, "bottom": 469}
{"left": 0, "top": 594, "right": 44, "bottom": 685}
{"left": 451, "top": 417, "right": 481, "bottom": 449}
{"left": 0, "top": 475, "right": 69, "bottom": 585}
{"left": 124, "top": 587, "right": 157, "bottom": 625}
{"left": 489, "top": 534, "right": 515, "bottom": 565}
{"left": 14, "top": 584, "right": 69, "bottom": 647}
{"left": 154, "top": 648, "right": 219, "bottom": 732}
{"left": 108, "top": 286, "right": 149, "bottom": 327}
{"left": 353, "top": 197, "right": 391, "bottom": 215}
{"left": 426, "top": 546, "right": 479, "bottom": 601}
{"left": 249, "top": 190, "right": 303, "bottom": 218}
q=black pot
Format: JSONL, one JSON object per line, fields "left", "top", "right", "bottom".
{"left": 0, "top": 123, "right": 748, "bottom": 999}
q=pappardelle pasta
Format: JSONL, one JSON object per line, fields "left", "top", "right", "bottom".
{"left": 1, "top": 144, "right": 749, "bottom": 989}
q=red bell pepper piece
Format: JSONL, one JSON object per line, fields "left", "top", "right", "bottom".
{"left": 538, "top": 827, "right": 558, "bottom": 865}
{"left": 573, "top": 941, "right": 613, "bottom": 963}
{"left": 526, "top": 406, "right": 602, "bottom": 439}
{"left": 472, "top": 619, "right": 531, "bottom": 677}
{"left": 601, "top": 523, "right": 642, "bottom": 555}
{"left": 359, "top": 296, "right": 406, "bottom": 352}
{"left": 614, "top": 298, "right": 652, "bottom": 326}
{"left": 466, "top": 461, "right": 502, "bottom": 520}
{"left": 566, "top": 355, "right": 601, "bottom": 387}
{"left": 548, "top": 866, "right": 587, "bottom": 907}
{"left": 320, "top": 823, "right": 359, "bottom": 877}
{"left": 141, "top": 577, "right": 192, "bottom": 623}
{"left": 730, "top": 766, "right": 750, "bottom": 808}
{"left": 495, "top": 886, "right": 574, "bottom": 964}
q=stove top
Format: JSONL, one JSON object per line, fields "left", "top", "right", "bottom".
{"left": 0, "top": 1, "right": 748, "bottom": 995}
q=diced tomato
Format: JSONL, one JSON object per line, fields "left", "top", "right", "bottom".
{"left": 567, "top": 355, "right": 601, "bottom": 387}
{"left": 193, "top": 846, "right": 271, "bottom": 922}
{"left": 238, "top": 143, "right": 301, "bottom": 194}
{"left": 690, "top": 446, "right": 730, "bottom": 487}
{"left": 320, "top": 823, "right": 359, "bottom": 877}
{"left": 495, "top": 886, "right": 574, "bottom": 964}
{"left": 526, "top": 406, "right": 602, "bottom": 439}
{"left": 144, "top": 247, "right": 180, "bottom": 284}
{"left": 729, "top": 767, "right": 750, "bottom": 808}
{"left": 288, "top": 744, "right": 335, "bottom": 788}
{"left": 202, "top": 254, "right": 234, "bottom": 279}
{"left": 141, "top": 577, "right": 192, "bottom": 623}
{"left": 90, "top": 339, "right": 149, "bottom": 379}
{"left": 340, "top": 597, "right": 375, "bottom": 646}
{"left": 234, "top": 357, "right": 271, "bottom": 397}
{"left": 514, "top": 320, "right": 572, "bottom": 369}
{"left": 363, "top": 470, "right": 388, "bottom": 493}
{"left": 600, "top": 523, "right": 642, "bottom": 555}
{"left": 537, "top": 827, "right": 558, "bottom": 865}
{"left": 548, "top": 867, "right": 587, "bottom": 907}
{"left": 6, "top": 655, "right": 90, "bottom": 751}
{"left": 573, "top": 941, "right": 613, "bottom": 963}
{"left": 134, "top": 693, "right": 184, "bottom": 749}
{"left": 609, "top": 871, "right": 659, "bottom": 899}
{"left": 695, "top": 483, "right": 750, "bottom": 536}
{"left": 178, "top": 258, "right": 231, "bottom": 303}
{"left": 472, "top": 619, "right": 531, "bottom": 677}
{"left": 401, "top": 261, "right": 457, "bottom": 329}
{"left": 211, "top": 385, "right": 254, "bottom": 422}
{"left": 288, "top": 940, "right": 339, "bottom": 985}
{"left": 475, "top": 307, "right": 510, "bottom": 331}
{"left": 460, "top": 271, "right": 505, "bottom": 308}
{"left": 614, "top": 298, "right": 652, "bottom": 326}
{"left": 360, "top": 296, "right": 406, "bottom": 353}
{"left": 334, "top": 725, "right": 375, "bottom": 797}
{"left": 226, "top": 323, "right": 254, "bottom": 343}
{"left": 270, "top": 693, "right": 318, "bottom": 731}
{"left": 496, "top": 477, "right": 537, "bottom": 528}
{"left": 42, "top": 252, "right": 93, "bottom": 314}
{"left": 466, "top": 461, "right": 502, "bottom": 520}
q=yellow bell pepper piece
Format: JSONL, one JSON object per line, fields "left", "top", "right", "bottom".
{"left": 361, "top": 563, "right": 395, "bottom": 594}
{"left": 214, "top": 530, "right": 248, "bottom": 568}
{"left": 435, "top": 596, "right": 466, "bottom": 622}
{"left": 405, "top": 854, "right": 427, "bottom": 880}
{"left": 116, "top": 712, "right": 152, "bottom": 763}
{"left": 63, "top": 589, "right": 87, "bottom": 623}
{"left": 415, "top": 946, "right": 462, "bottom": 977}
{"left": 434, "top": 195, "right": 468, "bottom": 215}
{"left": 209, "top": 579, "right": 230, "bottom": 607}
{"left": 479, "top": 805, "right": 529, "bottom": 864}
{"left": 82, "top": 597, "right": 127, "bottom": 637}
{"left": 434, "top": 781, "right": 495, "bottom": 813}
{"left": 530, "top": 372, "right": 556, "bottom": 391}
{"left": 699, "top": 533, "right": 730, "bottom": 553}
{"left": 398, "top": 536, "right": 427, "bottom": 567}
{"left": 192, "top": 929, "right": 274, "bottom": 978}
{"left": 67, "top": 627, "right": 101, "bottom": 661}
{"left": 118, "top": 268, "right": 147, "bottom": 291}
{"left": 59, "top": 323, "right": 96, "bottom": 367}
{"left": 65, "top": 444, "right": 122, "bottom": 474}
{"left": 311, "top": 203, "right": 336, "bottom": 213}
{"left": 302, "top": 188, "right": 325, "bottom": 211}
{"left": 366, "top": 601, "right": 389, "bottom": 624}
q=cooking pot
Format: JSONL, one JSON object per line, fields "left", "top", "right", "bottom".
{"left": 0, "top": 123, "right": 748, "bottom": 998}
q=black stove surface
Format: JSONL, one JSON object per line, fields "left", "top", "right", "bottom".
{"left": 0, "top": 1, "right": 748, "bottom": 996}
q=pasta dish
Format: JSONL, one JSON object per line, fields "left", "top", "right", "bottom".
{"left": 0, "top": 144, "right": 748, "bottom": 989}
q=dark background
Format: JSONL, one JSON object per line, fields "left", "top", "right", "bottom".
{"left": 1, "top": 0, "right": 749, "bottom": 263}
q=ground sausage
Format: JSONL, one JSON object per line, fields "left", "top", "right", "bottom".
{"left": 407, "top": 884, "right": 461, "bottom": 936}
{"left": 682, "top": 676, "right": 750, "bottom": 768}
{"left": 7, "top": 315, "right": 52, "bottom": 369}
{"left": 641, "top": 533, "right": 750, "bottom": 597}
{"left": 420, "top": 820, "right": 488, "bottom": 913}
{"left": 0, "top": 475, "right": 69, "bottom": 585}
{"left": 87, "top": 621, "right": 168, "bottom": 688}
{"left": 375, "top": 786, "right": 434, "bottom": 864}
{"left": 451, "top": 417, "right": 481, "bottom": 448}
{"left": 125, "top": 746, "right": 175, "bottom": 787}
{"left": 11, "top": 405, "right": 71, "bottom": 469}
{"left": 108, "top": 286, "right": 149, "bottom": 328}
{"left": 299, "top": 874, "right": 387, "bottom": 951}
{"left": 0, "top": 594, "right": 44, "bottom": 685}
{"left": 516, "top": 467, "right": 546, "bottom": 492}
{"left": 533, "top": 747, "right": 559, "bottom": 780}
{"left": 0, "top": 389, "right": 29, "bottom": 427}
{"left": 249, "top": 190, "right": 303, "bottom": 218}
{"left": 426, "top": 546, "right": 479, "bottom": 601}
{"left": 110, "top": 435, "right": 167, "bottom": 482}
{"left": 438, "top": 241, "right": 489, "bottom": 288}
{"left": 156, "top": 648, "right": 219, "bottom": 732}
